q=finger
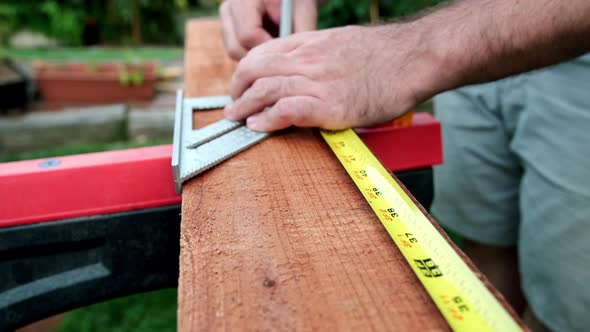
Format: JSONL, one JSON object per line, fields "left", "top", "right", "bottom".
{"left": 249, "top": 32, "right": 302, "bottom": 55}
{"left": 220, "top": 2, "right": 247, "bottom": 60}
{"left": 265, "top": 1, "right": 281, "bottom": 24}
{"left": 229, "top": 0, "right": 273, "bottom": 50}
{"left": 225, "top": 75, "right": 314, "bottom": 121}
{"left": 246, "top": 96, "right": 328, "bottom": 132}
{"left": 293, "top": 0, "right": 318, "bottom": 32}
{"left": 230, "top": 51, "right": 302, "bottom": 99}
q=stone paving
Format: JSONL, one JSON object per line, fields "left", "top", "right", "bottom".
{"left": 0, "top": 93, "right": 178, "bottom": 154}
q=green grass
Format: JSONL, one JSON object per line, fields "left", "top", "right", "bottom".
{"left": 0, "top": 47, "right": 182, "bottom": 62}
{"left": 0, "top": 139, "right": 172, "bottom": 163}
{"left": 57, "top": 289, "right": 177, "bottom": 332}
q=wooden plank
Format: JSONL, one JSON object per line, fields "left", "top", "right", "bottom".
{"left": 177, "top": 17, "right": 448, "bottom": 332}
{"left": 177, "top": 18, "right": 513, "bottom": 331}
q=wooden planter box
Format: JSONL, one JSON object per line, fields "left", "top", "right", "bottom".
{"left": 35, "top": 62, "right": 157, "bottom": 103}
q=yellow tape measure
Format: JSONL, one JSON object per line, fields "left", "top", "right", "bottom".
{"left": 321, "top": 128, "right": 522, "bottom": 332}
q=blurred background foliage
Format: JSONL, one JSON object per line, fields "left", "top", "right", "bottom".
{"left": 318, "top": 0, "right": 445, "bottom": 28}
{"left": 0, "top": 0, "right": 213, "bottom": 46}
{"left": 0, "top": 0, "right": 445, "bottom": 47}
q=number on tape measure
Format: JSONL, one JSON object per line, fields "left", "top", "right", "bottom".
{"left": 321, "top": 128, "right": 523, "bottom": 332}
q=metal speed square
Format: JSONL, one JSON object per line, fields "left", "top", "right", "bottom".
{"left": 172, "top": 90, "right": 269, "bottom": 193}
{"left": 172, "top": 0, "right": 294, "bottom": 193}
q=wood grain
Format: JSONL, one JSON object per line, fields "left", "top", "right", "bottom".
{"left": 178, "top": 18, "right": 515, "bottom": 332}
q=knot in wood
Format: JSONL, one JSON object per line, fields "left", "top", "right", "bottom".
{"left": 262, "top": 278, "right": 276, "bottom": 288}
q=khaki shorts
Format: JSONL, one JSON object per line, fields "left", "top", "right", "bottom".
{"left": 431, "top": 54, "right": 590, "bottom": 332}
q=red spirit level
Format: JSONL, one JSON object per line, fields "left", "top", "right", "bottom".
{"left": 0, "top": 113, "right": 442, "bottom": 330}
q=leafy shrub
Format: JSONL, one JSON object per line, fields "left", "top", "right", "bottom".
{"left": 0, "top": 0, "right": 187, "bottom": 46}
{"left": 319, "top": 0, "right": 446, "bottom": 28}
{"left": 0, "top": 1, "right": 82, "bottom": 45}
{"left": 0, "top": 1, "right": 446, "bottom": 46}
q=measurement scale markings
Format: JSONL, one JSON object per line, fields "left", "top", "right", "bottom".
{"left": 321, "top": 128, "right": 523, "bottom": 332}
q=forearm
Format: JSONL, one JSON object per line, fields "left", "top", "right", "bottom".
{"left": 225, "top": 0, "right": 590, "bottom": 131}
{"left": 407, "top": 0, "right": 590, "bottom": 96}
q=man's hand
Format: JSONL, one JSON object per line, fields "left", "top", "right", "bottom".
{"left": 220, "top": 0, "right": 318, "bottom": 60}
{"left": 224, "top": 25, "right": 439, "bottom": 132}
{"left": 224, "top": 0, "right": 590, "bottom": 132}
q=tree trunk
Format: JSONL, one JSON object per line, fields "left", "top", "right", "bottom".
{"left": 131, "top": 0, "right": 142, "bottom": 45}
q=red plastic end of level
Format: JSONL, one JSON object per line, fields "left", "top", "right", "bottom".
{"left": 0, "top": 145, "right": 181, "bottom": 228}
{"left": 0, "top": 113, "right": 442, "bottom": 227}
{"left": 356, "top": 112, "right": 443, "bottom": 172}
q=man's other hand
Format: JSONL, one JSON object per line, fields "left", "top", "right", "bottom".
{"left": 220, "top": 0, "right": 318, "bottom": 60}
{"left": 225, "top": 25, "right": 439, "bottom": 132}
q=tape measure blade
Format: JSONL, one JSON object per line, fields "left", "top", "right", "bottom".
{"left": 320, "top": 129, "right": 524, "bottom": 332}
